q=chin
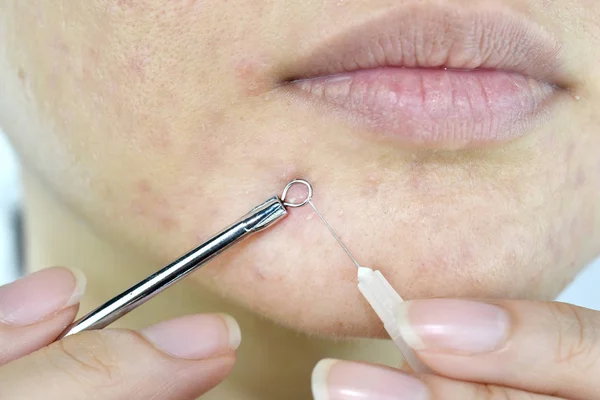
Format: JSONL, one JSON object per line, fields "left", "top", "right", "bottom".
{"left": 185, "top": 186, "right": 581, "bottom": 338}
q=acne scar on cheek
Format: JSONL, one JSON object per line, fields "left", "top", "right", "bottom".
{"left": 234, "top": 58, "right": 271, "bottom": 96}
{"left": 362, "top": 174, "right": 382, "bottom": 197}
{"left": 130, "top": 179, "right": 180, "bottom": 231}
{"left": 126, "top": 46, "right": 153, "bottom": 82}
{"left": 138, "top": 180, "right": 152, "bottom": 194}
{"left": 147, "top": 130, "right": 173, "bottom": 150}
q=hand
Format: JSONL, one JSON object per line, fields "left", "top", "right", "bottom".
{"left": 311, "top": 299, "right": 600, "bottom": 399}
{"left": 0, "top": 267, "right": 240, "bottom": 399}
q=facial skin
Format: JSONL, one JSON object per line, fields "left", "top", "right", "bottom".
{"left": 0, "top": 0, "right": 599, "bottom": 338}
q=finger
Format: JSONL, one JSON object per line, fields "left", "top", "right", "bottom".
{"left": 0, "top": 313, "right": 241, "bottom": 400}
{"left": 311, "top": 359, "right": 563, "bottom": 400}
{"left": 0, "top": 267, "right": 86, "bottom": 364}
{"left": 391, "top": 299, "right": 600, "bottom": 399}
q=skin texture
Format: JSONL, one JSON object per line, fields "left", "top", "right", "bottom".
{"left": 1, "top": 0, "right": 600, "bottom": 339}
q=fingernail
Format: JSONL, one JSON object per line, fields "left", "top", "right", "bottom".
{"left": 141, "top": 314, "right": 241, "bottom": 360}
{"left": 396, "top": 299, "right": 510, "bottom": 354}
{"left": 312, "top": 359, "right": 429, "bottom": 400}
{"left": 0, "top": 267, "right": 86, "bottom": 326}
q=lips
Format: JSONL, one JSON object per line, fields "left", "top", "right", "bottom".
{"left": 280, "top": 6, "right": 569, "bottom": 148}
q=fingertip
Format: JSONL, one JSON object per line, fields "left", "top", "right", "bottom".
{"left": 140, "top": 314, "right": 241, "bottom": 360}
{"left": 311, "top": 359, "right": 429, "bottom": 400}
{"left": 218, "top": 313, "right": 242, "bottom": 350}
{"left": 0, "top": 267, "right": 86, "bottom": 326}
{"left": 63, "top": 268, "right": 87, "bottom": 308}
{"left": 311, "top": 359, "right": 337, "bottom": 400}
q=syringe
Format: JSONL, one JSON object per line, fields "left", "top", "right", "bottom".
{"left": 357, "top": 266, "right": 429, "bottom": 373}
{"left": 307, "top": 200, "right": 429, "bottom": 373}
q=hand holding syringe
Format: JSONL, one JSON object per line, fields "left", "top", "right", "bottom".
{"left": 307, "top": 199, "right": 430, "bottom": 373}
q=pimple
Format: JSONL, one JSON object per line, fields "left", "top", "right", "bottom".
{"left": 137, "top": 179, "right": 152, "bottom": 194}
{"left": 254, "top": 266, "right": 267, "bottom": 281}
{"left": 235, "top": 59, "right": 260, "bottom": 79}
{"left": 251, "top": 263, "right": 284, "bottom": 283}
{"left": 362, "top": 174, "right": 381, "bottom": 196}
{"left": 275, "top": 165, "right": 301, "bottom": 186}
{"left": 158, "top": 215, "right": 179, "bottom": 231}
{"left": 234, "top": 58, "right": 270, "bottom": 96}
{"left": 149, "top": 130, "right": 172, "bottom": 150}
{"left": 128, "top": 55, "right": 149, "bottom": 81}
{"left": 125, "top": 44, "right": 154, "bottom": 82}
{"left": 283, "top": 183, "right": 309, "bottom": 205}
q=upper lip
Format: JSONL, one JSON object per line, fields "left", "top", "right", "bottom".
{"left": 281, "top": 5, "right": 569, "bottom": 88}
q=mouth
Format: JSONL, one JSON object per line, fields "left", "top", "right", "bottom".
{"left": 279, "top": 6, "right": 571, "bottom": 148}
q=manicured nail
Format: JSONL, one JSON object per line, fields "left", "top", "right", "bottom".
{"left": 141, "top": 314, "right": 241, "bottom": 360}
{"left": 0, "top": 267, "right": 86, "bottom": 326}
{"left": 312, "top": 359, "right": 429, "bottom": 400}
{"left": 396, "top": 299, "right": 510, "bottom": 354}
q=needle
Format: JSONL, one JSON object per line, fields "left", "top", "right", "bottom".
{"left": 307, "top": 200, "right": 362, "bottom": 270}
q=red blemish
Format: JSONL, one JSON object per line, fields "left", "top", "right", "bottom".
{"left": 127, "top": 45, "right": 152, "bottom": 82}
{"left": 255, "top": 268, "right": 266, "bottom": 281}
{"left": 131, "top": 179, "right": 180, "bottom": 231}
{"left": 362, "top": 174, "right": 381, "bottom": 196}
{"left": 150, "top": 130, "right": 172, "bottom": 150}
{"left": 137, "top": 179, "right": 152, "bottom": 193}
{"left": 234, "top": 58, "right": 269, "bottom": 96}
{"left": 235, "top": 60, "right": 259, "bottom": 79}
{"left": 128, "top": 57, "right": 147, "bottom": 81}
{"left": 158, "top": 216, "right": 178, "bottom": 231}
{"left": 277, "top": 165, "right": 300, "bottom": 184}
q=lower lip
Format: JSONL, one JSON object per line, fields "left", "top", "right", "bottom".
{"left": 291, "top": 68, "right": 557, "bottom": 148}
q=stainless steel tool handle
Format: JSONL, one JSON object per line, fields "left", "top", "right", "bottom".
{"left": 58, "top": 195, "right": 288, "bottom": 339}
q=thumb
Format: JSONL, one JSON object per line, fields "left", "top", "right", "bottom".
{"left": 391, "top": 299, "right": 600, "bottom": 399}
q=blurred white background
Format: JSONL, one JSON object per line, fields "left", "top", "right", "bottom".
{"left": 0, "top": 131, "right": 21, "bottom": 284}
{"left": 0, "top": 130, "right": 598, "bottom": 309}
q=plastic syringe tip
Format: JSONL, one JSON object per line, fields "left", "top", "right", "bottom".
{"left": 357, "top": 267, "right": 430, "bottom": 374}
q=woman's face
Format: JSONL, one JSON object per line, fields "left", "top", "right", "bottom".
{"left": 1, "top": 0, "right": 599, "bottom": 336}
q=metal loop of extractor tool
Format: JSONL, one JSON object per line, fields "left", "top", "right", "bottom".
{"left": 57, "top": 179, "right": 312, "bottom": 339}
{"left": 280, "top": 179, "right": 313, "bottom": 208}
